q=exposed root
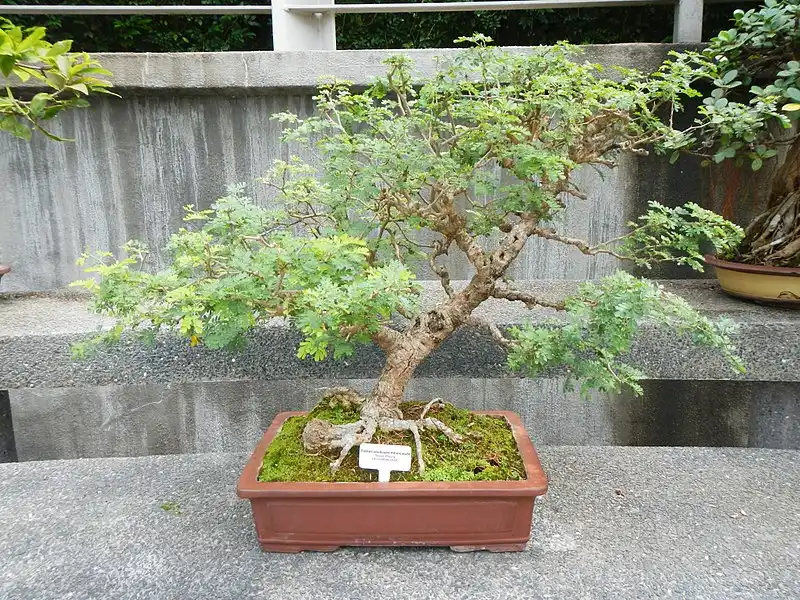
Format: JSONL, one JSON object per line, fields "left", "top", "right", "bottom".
{"left": 418, "top": 417, "right": 465, "bottom": 444}
{"left": 420, "top": 398, "right": 445, "bottom": 420}
{"left": 378, "top": 418, "right": 426, "bottom": 472}
{"left": 301, "top": 394, "right": 465, "bottom": 475}
{"left": 739, "top": 189, "right": 800, "bottom": 267}
{"left": 330, "top": 419, "right": 377, "bottom": 473}
{"left": 302, "top": 417, "right": 378, "bottom": 473}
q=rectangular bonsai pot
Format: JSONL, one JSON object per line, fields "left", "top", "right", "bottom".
{"left": 237, "top": 410, "right": 548, "bottom": 553}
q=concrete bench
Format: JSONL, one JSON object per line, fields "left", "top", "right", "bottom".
{"left": 1, "top": 446, "right": 797, "bottom": 599}
{"left": 2, "top": 279, "right": 799, "bottom": 461}
{"left": 1, "top": 279, "right": 798, "bottom": 389}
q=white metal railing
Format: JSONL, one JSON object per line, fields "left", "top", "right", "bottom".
{"left": 0, "top": 0, "right": 739, "bottom": 50}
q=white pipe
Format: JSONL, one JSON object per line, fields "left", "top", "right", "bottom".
{"left": 289, "top": 0, "right": 672, "bottom": 13}
{"left": 0, "top": 5, "right": 273, "bottom": 15}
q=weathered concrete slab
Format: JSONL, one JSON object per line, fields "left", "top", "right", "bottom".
{"left": 9, "top": 378, "right": 799, "bottom": 462}
{"left": 0, "top": 44, "right": 715, "bottom": 293}
{"left": 0, "top": 98, "right": 653, "bottom": 292}
{"left": 0, "top": 446, "right": 797, "bottom": 599}
{"left": 1, "top": 280, "right": 798, "bottom": 389}
{"left": 9, "top": 45, "right": 695, "bottom": 95}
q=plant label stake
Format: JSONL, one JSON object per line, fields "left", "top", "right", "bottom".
{"left": 359, "top": 443, "right": 412, "bottom": 482}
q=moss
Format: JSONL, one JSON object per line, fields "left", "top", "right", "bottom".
{"left": 258, "top": 401, "right": 526, "bottom": 483}
{"left": 160, "top": 501, "right": 183, "bottom": 515}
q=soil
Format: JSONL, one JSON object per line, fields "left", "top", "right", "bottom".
{"left": 258, "top": 401, "right": 526, "bottom": 483}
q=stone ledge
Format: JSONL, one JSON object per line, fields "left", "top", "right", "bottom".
{"left": 0, "top": 280, "right": 798, "bottom": 389}
{"left": 0, "top": 446, "right": 797, "bottom": 599}
{"left": 6, "top": 44, "right": 697, "bottom": 95}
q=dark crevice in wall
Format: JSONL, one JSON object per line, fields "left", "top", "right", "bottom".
{"left": 0, "top": 390, "right": 18, "bottom": 463}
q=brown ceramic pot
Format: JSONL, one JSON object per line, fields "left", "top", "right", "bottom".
{"left": 0, "top": 264, "right": 10, "bottom": 284}
{"left": 705, "top": 254, "right": 800, "bottom": 305}
{"left": 237, "top": 410, "right": 548, "bottom": 553}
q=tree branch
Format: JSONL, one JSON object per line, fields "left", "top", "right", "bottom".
{"left": 466, "top": 316, "right": 514, "bottom": 348}
{"left": 532, "top": 226, "right": 627, "bottom": 260}
{"left": 372, "top": 326, "right": 402, "bottom": 353}
{"left": 486, "top": 216, "right": 539, "bottom": 277}
{"left": 429, "top": 238, "right": 454, "bottom": 297}
{"left": 492, "top": 281, "right": 566, "bottom": 310}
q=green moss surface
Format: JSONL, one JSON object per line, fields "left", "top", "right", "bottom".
{"left": 258, "top": 401, "right": 526, "bottom": 483}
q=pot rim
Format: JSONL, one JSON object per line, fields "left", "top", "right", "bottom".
{"left": 237, "top": 410, "right": 548, "bottom": 498}
{"left": 704, "top": 254, "right": 800, "bottom": 277}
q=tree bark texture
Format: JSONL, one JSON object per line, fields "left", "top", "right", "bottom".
{"left": 739, "top": 136, "right": 800, "bottom": 267}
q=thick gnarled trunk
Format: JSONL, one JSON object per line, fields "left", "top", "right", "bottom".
{"left": 362, "top": 342, "right": 430, "bottom": 420}
{"left": 739, "top": 136, "right": 800, "bottom": 267}
{"left": 301, "top": 217, "right": 538, "bottom": 473}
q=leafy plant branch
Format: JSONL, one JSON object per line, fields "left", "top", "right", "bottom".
{"left": 1, "top": 18, "right": 115, "bottom": 141}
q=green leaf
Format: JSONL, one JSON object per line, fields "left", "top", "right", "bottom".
{"left": 0, "top": 115, "right": 31, "bottom": 140}
{"left": 67, "top": 83, "right": 89, "bottom": 95}
{"left": 46, "top": 39, "right": 72, "bottom": 56}
{"left": 785, "top": 87, "right": 800, "bottom": 102}
{"left": 10, "top": 66, "right": 30, "bottom": 82}
{"left": 751, "top": 157, "right": 763, "bottom": 171}
{"left": 721, "top": 69, "right": 738, "bottom": 85}
{"left": 0, "top": 54, "right": 13, "bottom": 77}
{"left": 44, "top": 71, "right": 65, "bottom": 88}
{"left": 17, "top": 26, "right": 46, "bottom": 51}
{"left": 29, "top": 93, "right": 51, "bottom": 118}
{"left": 55, "top": 54, "right": 70, "bottom": 78}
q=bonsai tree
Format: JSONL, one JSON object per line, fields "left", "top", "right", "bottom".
{"left": 76, "top": 38, "right": 744, "bottom": 474}
{"left": 0, "top": 18, "right": 114, "bottom": 141}
{"left": 663, "top": 0, "right": 800, "bottom": 266}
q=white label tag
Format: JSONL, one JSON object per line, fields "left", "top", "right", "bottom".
{"left": 359, "top": 443, "right": 412, "bottom": 482}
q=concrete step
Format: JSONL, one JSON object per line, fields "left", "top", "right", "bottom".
{"left": 1, "top": 280, "right": 798, "bottom": 389}
{"left": 1, "top": 446, "right": 797, "bottom": 599}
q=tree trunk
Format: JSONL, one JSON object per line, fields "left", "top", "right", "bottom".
{"left": 362, "top": 343, "right": 428, "bottom": 420}
{"left": 301, "top": 217, "right": 537, "bottom": 471}
{"left": 360, "top": 216, "right": 538, "bottom": 421}
{"left": 360, "top": 305, "right": 463, "bottom": 421}
{"left": 739, "top": 136, "right": 800, "bottom": 267}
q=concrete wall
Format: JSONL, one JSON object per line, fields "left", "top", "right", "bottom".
{"left": 3, "top": 45, "right": 792, "bottom": 461}
{"left": 9, "top": 378, "right": 799, "bottom": 461}
{"left": 0, "top": 45, "right": 718, "bottom": 293}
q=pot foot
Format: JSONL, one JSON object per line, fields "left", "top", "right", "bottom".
{"left": 450, "top": 543, "right": 527, "bottom": 552}
{"left": 259, "top": 543, "right": 341, "bottom": 553}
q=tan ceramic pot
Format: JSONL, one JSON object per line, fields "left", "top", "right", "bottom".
{"left": 705, "top": 254, "right": 800, "bottom": 305}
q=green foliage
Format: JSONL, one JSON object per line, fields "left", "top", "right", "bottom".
{"left": 507, "top": 272, "right": 744, "bottom": 397}
{"left": 662, "top": 0, "right": 800, "bottom": 170}
{"left": 159, "top": 501, "right": 183, "bottom": 515}
{"left": 272, "top": 40, "right": 698, "bottom": 246}
{"left": 0, "top": 18, "right": 114, "bottom": 140}
{"left": 615, "top": 201, "right": 745, "bottom": 269}
{"left": 76, "top": 41, "right": 744, "bottom": 400}
{"left": 7, "top": 1, "right": 752, "bottom": 52}
{"left": 73, "top": 185, "right": 420, "bottom": 360}
{"left": 5, "top": 0, "right": 269, "bottom": 52}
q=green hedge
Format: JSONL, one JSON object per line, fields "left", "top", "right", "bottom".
{"left": 2, "top": 0, "right": 753, "bottom": 52}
